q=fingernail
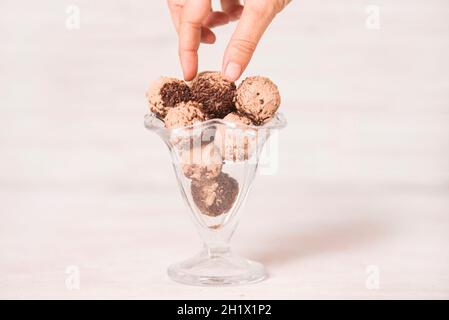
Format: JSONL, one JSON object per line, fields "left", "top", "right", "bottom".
{"left": 223, "top": 62, "right": 241, "bottom": 81}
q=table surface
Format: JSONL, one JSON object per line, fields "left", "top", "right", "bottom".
{"left": 1, "top": 0, "right": 448, "bottom": 299}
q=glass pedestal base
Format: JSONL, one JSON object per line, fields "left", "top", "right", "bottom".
{"left": 167, "top": 249, "right": 266, "bottom": 286}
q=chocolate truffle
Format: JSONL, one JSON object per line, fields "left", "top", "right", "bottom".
{"left": 191, "top": 173, "right": 239, "bottom": 217}
{"left": 181, "top": 142, "right": 222, "bottom": 180}
{"left": 164, "top": 101, "right": 207, "bottom": 129}
{"left": 234, "top": 76, "right": 281, "bottom": 125}
{"left": 146, "top": 77, "right": 191, "bottom": 118}
{"left": 223, "top": 112, "right": 254, "bottom": 126}
{"left": 215, "top": 112, "right": 257, "bottom": 161}
{"left": 190, "top": 71, "right": 236, "bottom": 119}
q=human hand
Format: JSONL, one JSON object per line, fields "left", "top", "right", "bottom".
{"left": 167, "top": 0, "right": 291, "bottom": 81}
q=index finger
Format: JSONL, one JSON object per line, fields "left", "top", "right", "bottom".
{"left": 179, "top": 0, "right": 211, "bottom": 80}
{"left": 222, "top": 0, "right": 278, "bottom": 81}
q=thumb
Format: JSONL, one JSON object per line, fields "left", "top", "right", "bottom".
{"left": 222, "top": 1, "right": 279, "bottom": 81}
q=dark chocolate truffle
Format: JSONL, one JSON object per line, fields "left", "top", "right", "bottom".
{"left": 146, "top": 77, "right": 191, "bottom": 118}
{"left": 190, "top": 71, "right": 236, "bottom": 119}
{"left": 191, "top": 172, "right": 239, "bottom": 217}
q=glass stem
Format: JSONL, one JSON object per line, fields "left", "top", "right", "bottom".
{"left": 204, "top": 244, "right": 231, "bottom": 258}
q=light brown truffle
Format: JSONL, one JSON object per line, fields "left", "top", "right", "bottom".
{"left": 181, "top": 142, "right": 222, "bottom": 180}
{"left": 223, "top": 112, "right": 254, "bottom": 126}
{"left": 191, "top": 173, "right": 239, "bottom": 217}
{"left": 190, "top": 71, "right": 236, "bottom": 119}
{"left": 215, "top": 113, "right": 257, "bottom": 161}
{"left": 234, "top": 76, "right": 281, "bottom": 125}
{"left": 164, "top": 101, "right": 207, "bottom": 129}
{"left": 146, "top": 77, "right": 191, "bottom": 118}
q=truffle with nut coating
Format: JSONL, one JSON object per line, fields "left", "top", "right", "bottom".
{"left": 181, "top": 142, "right": 222, "bottom": 180}
{"left": 164, "top": 101, "right": 207, "bottom": 129}
{"left": 234, "top": 76, "right": 280, "bottom": 125}
{"left": 191, "top": 172, "right": 239, "bottom": 217}
{"left": 215, "top": 112, "right": 257, "bottom": 161}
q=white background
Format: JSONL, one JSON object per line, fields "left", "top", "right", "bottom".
{"left": 0, "top": 0, "right": 448, "bottom": 299}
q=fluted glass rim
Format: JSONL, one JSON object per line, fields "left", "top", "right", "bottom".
{"left": 144, "top": 112, "right": 287, "bottom": 133}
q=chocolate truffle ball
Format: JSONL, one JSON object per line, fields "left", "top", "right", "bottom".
{"left": 191, "top": 173, "right": 239, "bottom": 217}
{"left": 234, "top": 76, "right": 281, "bottom": 125}
{"left": 223, "top": 112, "right": 254, "bottom": 126}
{"left": 215, "top": 112, "right": 257, "bottom": 161}
{"left": 164, "top": 101, "right": 207, "bottom": 129}
{"left": 146, "top": 77, "right": 191, "bottom": 118}
{"left": 181, "top": 142, "right": 222, "bottom": 180}
{"left": 190, "top": 71, "right": 236, "bottom": 119}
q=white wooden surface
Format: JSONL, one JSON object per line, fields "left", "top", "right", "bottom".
{"left": 1, "top": 0, "right": 448, "bottom": 299}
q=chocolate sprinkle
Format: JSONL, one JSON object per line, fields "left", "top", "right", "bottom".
{"left": 160, "top": 82, "right": 191, "bottom": 109}
{"left": 190, "top": 72, "right": 236, "bottom": 119}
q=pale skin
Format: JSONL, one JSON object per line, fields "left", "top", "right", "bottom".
{"left": 167, "top": 0, "right": 291, "bottom": 81}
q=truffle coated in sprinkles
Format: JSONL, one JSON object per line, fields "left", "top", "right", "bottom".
{"left": 190, "top": 72, "right": 236, "bottom": 119}
{"left": 146, "top": 77, "right": 191, "bottom": 119}
{"left": 160, "top": 81, "right": 191, "bottom": 109}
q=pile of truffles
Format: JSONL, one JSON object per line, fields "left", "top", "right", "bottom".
{"left": 146, "top": 72, "right": 281, "bottom": 217}
{"left": 146, "top": 71, "right": 280, "bottom": 128}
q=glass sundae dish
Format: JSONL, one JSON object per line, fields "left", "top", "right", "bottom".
{"left": 144, "top": 112, "right": 286, "bottom": 286}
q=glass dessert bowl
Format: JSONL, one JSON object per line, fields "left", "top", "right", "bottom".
{"left": 145, "top": 112, "right": 286, "bottom": 286}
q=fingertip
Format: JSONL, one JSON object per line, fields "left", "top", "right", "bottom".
{"left": 182, "top": 62, "right": 197, "bottom": 81}
{"left": 201, "top": 27, "right": 216, "bottom": 44}
{"left": 222, "top": 61, "right": 242, "bottom": 82}
{"left": 178, "top": 0, "right": 211, "bottom": 81}
{"left": 183, "top": 68, "right": 196, "bottom": 81}
{"left": 179, "top": 52, "right": 197, "bottom": 81}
